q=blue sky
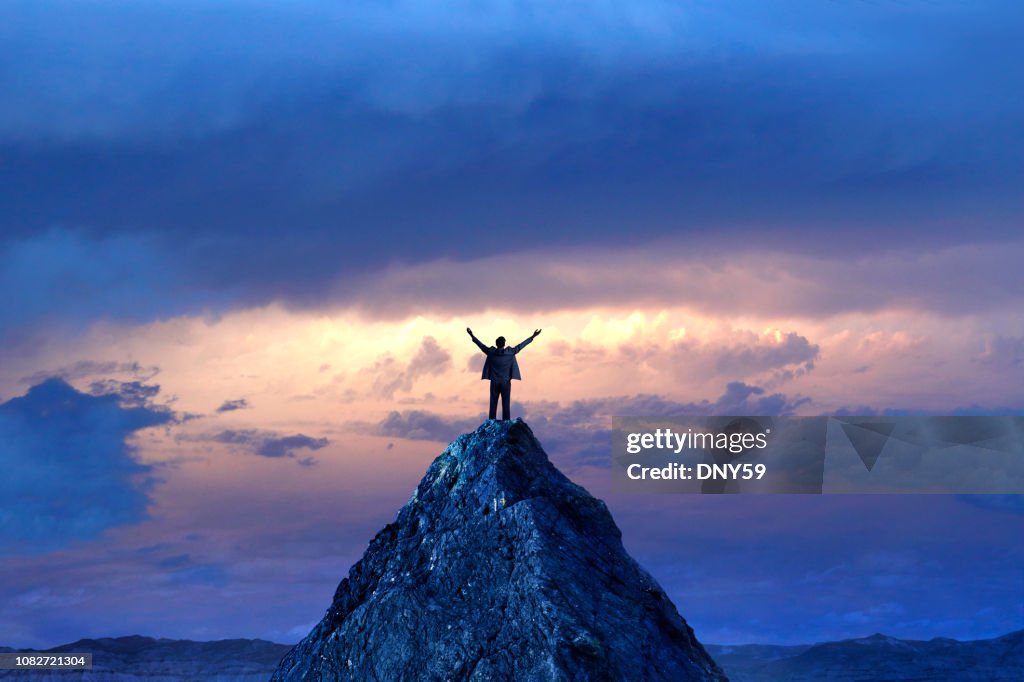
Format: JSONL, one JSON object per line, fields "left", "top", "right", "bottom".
{"left": 0, "top": 0, "right": 1022, "bottom": 648}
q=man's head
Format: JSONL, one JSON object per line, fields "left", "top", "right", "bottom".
{"left": 495, "top": 336, "right": 506, "bottom": 349}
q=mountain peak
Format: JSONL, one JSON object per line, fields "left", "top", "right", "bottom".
{"left": 273, "top": 419, "right": 727, "bottom": 681}
{"left": 408, "top": 418, "right": 589, "bottom": 520}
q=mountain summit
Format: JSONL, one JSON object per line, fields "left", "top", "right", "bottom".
{"left": 272, "top": 419, "right": 727, "bottom": 681}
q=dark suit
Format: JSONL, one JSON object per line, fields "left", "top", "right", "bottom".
{"left": 470, "top": 334, "right": 534, "bottom": 420}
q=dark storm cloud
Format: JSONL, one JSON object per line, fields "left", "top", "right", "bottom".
{"left": 0, "top": 378, "right": 172, "bottom": 553}
{"left": 207, "top": 429, "right": 329, "bottom": 461}
{"left": 0, "top": 228, "right": 207, "bottom": 337}
{"left": 1, "top": 1, "right": 1022, "bottom": 334}
{"left": 344, "top": 240, "right": 1024, "bottom": 320}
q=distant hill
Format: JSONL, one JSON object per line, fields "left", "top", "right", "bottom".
{"left": 2, "top": 629, "right": 1021, "bottom": 680}
{"left": 706, "top": 629, "right": 1024, "bottom": 681}
{"left": 0, "top": 635, "right": 291, "bottom": 681}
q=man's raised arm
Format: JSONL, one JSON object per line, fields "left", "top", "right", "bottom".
{"left": 514, "top": 329, "right": 542, "bottom": 353}
{"left": 467, "top": 327, "right": 490, "bottom": 354}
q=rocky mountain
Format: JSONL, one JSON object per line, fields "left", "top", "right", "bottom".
{"left": 273, "top": 419, "right": 728, "bottom": 681}
{"left": 0, "top": 635, "right": 290, "bottom": 681}
{"left": 9, "top": 418, "right": 1015, "bottom": 681}
{"left": 706, "top": 629, "right": 1024, "bottom": 681}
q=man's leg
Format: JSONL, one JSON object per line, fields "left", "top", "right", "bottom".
{"left": 500, "top": 381, "right": 511, "bottom": 421}
{"left": 488, "top": 381, "right": 500, "bottom": 420}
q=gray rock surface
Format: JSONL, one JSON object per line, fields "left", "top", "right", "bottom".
{"left": 273, "top": 419, "right": 728, "bottom": 681}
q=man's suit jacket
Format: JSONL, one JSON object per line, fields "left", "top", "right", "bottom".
{"left": 472, "top": 335, "right": 534, "bottom": 381}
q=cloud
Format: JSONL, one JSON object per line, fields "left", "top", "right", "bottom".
{"left": 707, "top": 332, "right": 818, "bottom": 376}
{"left": 6, "top": 228, "right": 1022, "bottom": 348}
{"left": 87, "top": 380, "right": 162, "bottom": 408}
{"left": 973, "top": 335, "right": 1024, "bottom": 370}
{"left": 530, "top": 382, "right": 809, "bottom": 423}
{"left": 1, "top": 2, "right": 1021, "bottom": 338}
{"left": 711, "top": 382, "right": 812, "bottom": 417}
{"left": 546, "top": 329, "right": 819, "bottom": 385}
{"left": 216, "top": 398, "right": 250, "bottom": 413}
{"left": 367, "top": 382, "right": 809, "bottom": 466}
{"left": 0, "top": 1, "right": 797, "bottom": 140}
{"left": 207, "top": 429, "right": 329, "bottom": 461}
{"left": 165, "top": 563, "right": 229, "bottom": 588}
{"left": 0, "top": 378, "right": 172, "bottom": 553}
{"left": 3, "top": 1, "right": 1020, "bottom": 142}
{"left": 376, "top": 410, "right": 481, "bottom": 442}
{"left": 344, "top": 240, "right": 1024, "bottom": 320}
{"left": 829, "top": 402, "right": 1024, "bottom": 418}
{"left": 526, "top": 382, "right": 809, "bottom": 467}
{"left": 18, "top": 360, "right": 159, "bottom": 385}
{"left": 0, "top": 228, "right": 213, "bottom": 338}
{"left": 363, "top": 336, "right": 452, "bottom": 399}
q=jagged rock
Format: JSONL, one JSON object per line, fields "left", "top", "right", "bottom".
{"left": 273, "top": 419, "right": 727, "bottom": 681}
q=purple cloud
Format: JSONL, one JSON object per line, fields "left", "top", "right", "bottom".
{"left": 207, "top": 429, "right": 329, "bottom": 461}
{"left": 216, "top": 398, "right": 250, "bottom": 413}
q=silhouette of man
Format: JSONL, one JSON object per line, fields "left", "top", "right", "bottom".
{"left": 467, "top": 327, "right": 541, "bottom": 421}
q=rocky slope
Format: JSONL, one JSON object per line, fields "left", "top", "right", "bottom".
{"left": 273, "top": 419, "right": 727, "bottom": 681}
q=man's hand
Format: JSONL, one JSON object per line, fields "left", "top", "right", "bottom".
{"left": 533, "top": 329, "right": 542, "bottom": 337}
{"left": 466, "top": 327, "right": 473, "bottom": 337}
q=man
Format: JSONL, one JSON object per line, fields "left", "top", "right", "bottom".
{"left": 467, "top": 327, "right": 541, "bottom": 421}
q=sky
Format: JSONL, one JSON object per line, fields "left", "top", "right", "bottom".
{"left": 1, "top": 0, "right": 1022, "bottom": 649}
